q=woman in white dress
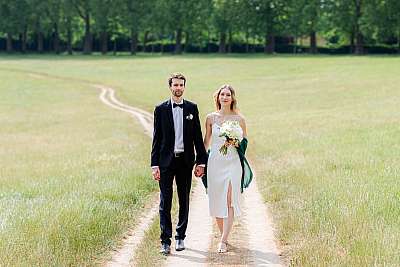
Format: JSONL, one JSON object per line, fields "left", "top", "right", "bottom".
{"left": 203, "top": 84, "right": 247, "bottom": 253}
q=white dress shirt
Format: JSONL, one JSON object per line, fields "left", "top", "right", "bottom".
{"left": 171, "top": 98, "right": 184, "bottom": 153}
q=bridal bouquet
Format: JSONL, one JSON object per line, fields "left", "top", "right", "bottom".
{"left": 219, "top": 120, "right": 241, "bottom": 155}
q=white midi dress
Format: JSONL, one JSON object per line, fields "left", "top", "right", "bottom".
{"left": 207, "top": 114, "right": 243, "bottom": 218}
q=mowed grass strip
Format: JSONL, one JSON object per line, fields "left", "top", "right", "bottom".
{"left": 0, "top": 70, "right": 156, "bottom": 266}
{"left": 1, "top": 55, "right": 399, "bottom": 265}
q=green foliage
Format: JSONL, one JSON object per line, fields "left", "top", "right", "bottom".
{"left": 0, "top": 0, "right": 399, "bottom": 53}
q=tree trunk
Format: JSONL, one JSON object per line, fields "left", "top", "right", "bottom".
{"left": 310, "top": 31, "right": 317, "bottom": 53}
{"left": 398, "top": 29, "right": 400, "bottom": 54}
{"left": 101, "top": 31, "right": 108, "bottom": 54}
{"left": 20, "top": 28, "right": 27, "bottom": 53}
{"left": 161, "top": 42, "right": 164, "bottom": 53}
{"left": 130, "top": 30, "right": 138, "bottom": 55}
{"left": 355, "top": 32, "right": 364, "bottom": 54}
{"left": 227, "top": 30, "right": 232, "bottom": 53}
{"left": 350, "top": 31, "right": 355, "bottom": 53}
{"left": 265, "top": 33, "right": 275, "bottom": 54}
{"left": 219, "top": 32, "right": 226, "bottom": 53}
{"left": 245, "top": 31, "right": 249, "bottom": 53}
{"left": 38, "top": 32, "right": 44, "bottom": 53}
{"left": 83, "top": 13, "right": 92, "bottom": 54}
{"left": 67, "top": 23, "right": 73, "bottom": 55}
{"left": 53, "top": 23, "right": 60, "bottom": 54}
{"left": 66, "top": 17, "right": 73, "bottom": 54}
{"left": 113, "top": 39, "right": 117, "bottom": 55}
{"left": 207, "top": 30, "right": 211, "bottom": 53}
{"left": 184, "top": 31, "right": 190, "bottom": 53}
{"left": 6, "top": 33, "right": 13, "bottom": 53}
{"left": 143, "top": 30, "right": 149, "bottom": 52}
{"left": 175, "top": 28, "right": 182, "bottom": 54}
{"left": 354, "top": 0, "right": 363, "bottom": 54}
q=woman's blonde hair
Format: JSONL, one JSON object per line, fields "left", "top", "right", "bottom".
{"left": 214, "top": 84, "right": 238, "bottom": 111}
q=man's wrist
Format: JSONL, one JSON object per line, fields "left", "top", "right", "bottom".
{"left": 151, "top": 166, "right": 159, "bottom": 169}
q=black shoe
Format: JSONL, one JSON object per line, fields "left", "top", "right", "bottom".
{"left": 160, "top": 243, "right": 171, "bottom": 255}
{"left": 175, "top": 239, "right": 185, "bottom": 251}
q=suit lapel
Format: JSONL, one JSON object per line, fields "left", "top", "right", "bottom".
{"left": 166, "top": 100, "right": 175, "bottom": 137}
{"left": 183, "top": 100, "right": 189, "bottom": 143}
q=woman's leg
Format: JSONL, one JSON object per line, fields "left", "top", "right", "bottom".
{"left": 216, "top": 218, "right": 223, "bottom": 235}
{"left": 221, "top": 182, "right": 234, "bottom": 244}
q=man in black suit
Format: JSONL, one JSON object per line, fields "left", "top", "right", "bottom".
{"left": 151, "top": 73, "right": 207, "bottom": 255}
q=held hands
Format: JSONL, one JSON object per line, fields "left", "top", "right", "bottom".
{"left": 194, "top": 165, "right": 205, "bottom": 177}
{"left": 152, "top": 166, "right": 204, "bottom": 180}
{"left": 151, "top": 167, "right": 160, "bottom": 181}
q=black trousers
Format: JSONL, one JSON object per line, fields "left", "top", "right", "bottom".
{"left": 159, "top": 156, "right": 193, "bottom": 245}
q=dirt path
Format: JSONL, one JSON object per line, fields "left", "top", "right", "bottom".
{"left": 95, "top": 85, "right": 153, "bottom": 137}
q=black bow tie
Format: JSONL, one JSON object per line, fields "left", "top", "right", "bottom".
{"left": 173, "top": 103, "right": 183, "bottom": 109}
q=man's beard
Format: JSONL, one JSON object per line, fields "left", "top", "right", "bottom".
{"left": 173, "top": 91, "right": 183, "bottom": 97}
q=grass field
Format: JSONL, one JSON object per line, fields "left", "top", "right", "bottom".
{"left": 0, "top": 67, "right": 157, "bottom": 265}
{"left": 1, "top": 54, "right": 399, "bottom": 266}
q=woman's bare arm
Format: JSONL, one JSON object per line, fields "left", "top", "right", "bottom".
{"left": 239, "top": 116, "right": 248, "bottom": 139}
{"left": 203, "top": 114, "right": 213, "bottom": 150}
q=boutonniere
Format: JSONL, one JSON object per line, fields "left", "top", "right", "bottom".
{"left": 186, "top": 114, "right": 193, "bottom": 120}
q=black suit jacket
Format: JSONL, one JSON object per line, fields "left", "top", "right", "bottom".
{"left": 151, "top": 99, "right": 207, "bottom": 168}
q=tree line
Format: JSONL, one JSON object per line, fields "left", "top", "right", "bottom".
{"left": 0, "top": 0, "right": 399, "bottom": 55}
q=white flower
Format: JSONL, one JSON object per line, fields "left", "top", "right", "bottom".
{"left": 220, "top": 120, "right": 241, "bottom": 140}
{"left": 218, "top": 120, "right": 242, "bottom": 155}
{"left": 186, "top": 114, "right": 193, "bottom": 120}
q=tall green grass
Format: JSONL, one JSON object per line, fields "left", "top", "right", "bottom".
{"left": 1, "top": 54, "right": 399, "bottom": 265}
{"left": 0, "top": 70, "right": 157, "bottom": 265}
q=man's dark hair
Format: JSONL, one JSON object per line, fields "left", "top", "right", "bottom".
{"left": 168, "top": 73, "right": 186, "bottom": 87}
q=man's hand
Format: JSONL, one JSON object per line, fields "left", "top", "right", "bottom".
{"left": 152, "top": 167, "right": 160, "bottom": 181}
{"left": 194, "top": 165, "right": 205, "bottom": 177}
